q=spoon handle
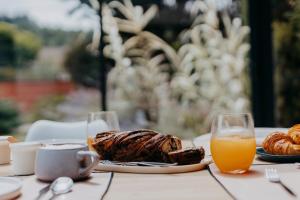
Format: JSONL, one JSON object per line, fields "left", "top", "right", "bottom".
{"left": 35, "top": 184, "right": 51, "bottom": 200}
{"left": 48, "top": 194, "right": 57, "bottom": 200}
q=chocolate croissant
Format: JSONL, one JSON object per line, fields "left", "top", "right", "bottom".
{"left": 92, "top": 129, "right": 205, "bottom": 165}
{"left": 288, "top": 124, "right": 300, "bottom": 144}
{"left": 262, "top": 132, "right": 300, "bottom": 155}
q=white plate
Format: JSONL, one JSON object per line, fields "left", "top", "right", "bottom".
{"left": 94, "top": 159, "right": 211, "bottom": 174}
{"left": 37, "top": 139, "right": 86, "bottom": 145}
{"left": 0, "top": 177, "right": 22, "bottom": 200}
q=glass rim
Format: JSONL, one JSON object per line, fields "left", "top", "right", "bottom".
{"left": 88, "top": 111, "right": 117, "bottom": 116}
{"left": 215, "top": 112, "right": 252, "bottom": 117}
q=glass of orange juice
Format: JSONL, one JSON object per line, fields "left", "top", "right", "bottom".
{"left": 210, "top": 113, "right": 256, "bottom": 174}
{"left": 87, "top": 111, "right": 120, "bottom": 151}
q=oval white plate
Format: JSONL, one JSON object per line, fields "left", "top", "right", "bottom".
{"left": 0, "top": 177, "right": 22, "bottom": 200}
{"left": 94, "top": 158, "right": 211, "bottom": 174}
{"left": 38, "top": 139, "right": 86, "bottom": 144}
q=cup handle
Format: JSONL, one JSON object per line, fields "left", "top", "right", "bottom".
{"left": 76, "top": 151, "right": 99, "bottom": 176}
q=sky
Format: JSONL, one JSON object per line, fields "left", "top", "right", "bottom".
{"left": 0, "top": 0, "right": 232, "bottom": 31}
{"left": 0, "top": 0, "right": 96, "bottom": 31}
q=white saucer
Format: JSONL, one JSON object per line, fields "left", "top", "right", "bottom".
{"left": 0, "top": 177, "right": 22, "bottom": 200}
{"left": 37, "top": 139, "right": 86, "bottom": 145}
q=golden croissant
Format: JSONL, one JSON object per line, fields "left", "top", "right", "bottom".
{"left": 262, "top": 132, "right": 300, "bottom": 155}
{"left": 288, "top": 124, "right": 300, "bottom": 144}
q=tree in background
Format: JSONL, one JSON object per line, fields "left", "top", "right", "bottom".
{"left": 0, "top": 31, "right": 15, "bottom": 66}
{"left": 104, "top": 0, "right": 250, "bottom": 135}
{"left": 0, "top": 16, "right": 80, "bottom": 47}
{"left": 273, "top": 1, "right": 300, "bottom": 126}
{"left": 64, "top": 37, "right": 100, "bottom": 87}
{"left": 0, "top": 22, "right": 41, "bottom": 68}
{"left": 0, "top": 100, "right": 20, "bottom": 135}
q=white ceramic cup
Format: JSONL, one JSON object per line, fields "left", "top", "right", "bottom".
{"left": 35, "top": 143, "right": 99, "bottom": 181}
{"left": 10, "top": 142, "right": 42, "bottom": 175}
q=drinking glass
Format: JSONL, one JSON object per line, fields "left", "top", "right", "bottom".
{"left": 210, "top": 113, "right": 256, "bottom": 174}
{"left": 87, "top": 111, "right": 120, "bottom": 150}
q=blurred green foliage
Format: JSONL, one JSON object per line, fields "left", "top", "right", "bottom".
{"left": 0, "top": 22, "right": 41, "bottom": 67}
{"left": 29, "top": 95, "right": 65, "bottom": 122}
{"left": 0, "top": 31, "right": 14, "bottom": 66}
{"left": 273, "top": 1, "right": 300, "bottom": 126}
{"left": 0, "top": 68, "right": 16, "bottom": 80}
{"left": 64, "top": 38, "right": 99, "bottom": 87}
{"left": 0, "top": 16, "right": 80, "bottom": 47}
{"left": 0, "top": 100, "right": 20, "bottom": 135}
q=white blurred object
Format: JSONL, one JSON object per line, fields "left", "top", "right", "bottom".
{"left": 25, "top": 120, "right": 105, "bottom": 141}
{"left": 0, "top": 177, "right": 22, "bottom": 200}
{"left": 87, "top": 111, "right": 120, "bottom": 139}
{"left": 10, "top": 142, "right": 41, "bottom": 175}
{"left": 163, "top": 0, "right": 176, "bottom": 7}
{"left": 87, "top": 119, "right": 109, "bottom": 136}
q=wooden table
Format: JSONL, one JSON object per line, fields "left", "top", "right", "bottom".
{"left": 1, "top": 138, "right": 278, "bottom": 200}
{"left": 0, "top": 164, "right": 232, "bottom": 200}
{"left": 3, "top": 129, "right": 295, "bottom": 200}
{"left": 105, "top": 170, "right": 231, "bottom": 200}
{"left": 0, "top": 139, "right": 231, "bottom": 200}
{"left": 0, "top": 140, "right": 233, "bottom": 200}
{"left": 105, "top": 140, "right": 232, "bottom": 199}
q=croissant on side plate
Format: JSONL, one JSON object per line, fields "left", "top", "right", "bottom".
{"left": 262, "top": 132, "right": 300, "bottom": 155}
{"left": 288, "top": 124, "right": 300, "bottom": 144}
{"left": 92, "top": 129, "right": 205, "bottom": 165}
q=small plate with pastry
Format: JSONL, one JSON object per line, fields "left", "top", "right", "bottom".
{"left": 256, "top": 124, "right": 300, "bottom": 162}
{"left": 91, "top": 129, "right": 210, "bottom": 173}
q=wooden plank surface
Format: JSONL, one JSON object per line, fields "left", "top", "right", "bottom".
{"left": 105, "top": 170, "right": 232, "bottom": 200}
{"left": 0, "top": 140, "right": 232, "bottom": 200}
{"left": 0, "top": 164, "right": 12, "bottom": 176}
{"left": 105, "top": 140, "right": 232, "bottom": 200}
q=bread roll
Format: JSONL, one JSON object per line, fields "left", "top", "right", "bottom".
{"left": 288, "top": 124, "right": 300, "bottom": 144}
{"left": 262, "top": 132, "right": 300, "bottom": 155}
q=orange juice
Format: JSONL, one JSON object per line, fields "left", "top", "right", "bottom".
{"left": 211, "top": 136, "right": 256, "bottom": 173}
{"left": 87, "top": 136, "right": 95, "bottom": 151}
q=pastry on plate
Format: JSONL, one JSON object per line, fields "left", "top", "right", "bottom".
{"left": 262, "top": 131, "right": 300, "bottom": 155}
{"left": 92, "top": 129, "right": 205, "bottom": 165}
{"left": 168, "top": 147, "right": 205, "bottom": 165}
{"left": 288, "top": 124, "right": 300, "bottom": 144}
